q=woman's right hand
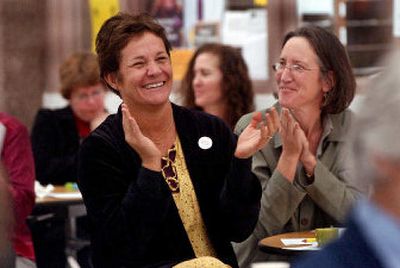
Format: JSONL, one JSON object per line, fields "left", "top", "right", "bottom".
{"left": 235, "top": 108, "right": 280, "bottom": 159}
{"left": 122, "top": 104, "right": 161, "bottom": 171}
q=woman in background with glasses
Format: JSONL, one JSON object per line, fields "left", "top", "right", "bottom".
{"left": 30, "top": 52, "right": 107, "bottom": 268}
{"left": 233, "top": 26, "right": 365, "bottom": 267}
{"left": 31, "top": 52, "right": 108, "bottom": 186}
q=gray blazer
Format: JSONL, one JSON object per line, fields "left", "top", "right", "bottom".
{"left": 233, "top": 103, "right": 364, "bottom": 268}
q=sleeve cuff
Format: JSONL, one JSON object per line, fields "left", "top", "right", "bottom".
{"left": 135, "top": 167, "right": 170, "bottom": 199}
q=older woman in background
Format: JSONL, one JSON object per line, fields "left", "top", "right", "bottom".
{"left": 181, "top": 43, "right": 254, "bottom": 130}
{"left": 31, "top": 52, "right": 108, "bottom": 185}
{"left": 234, "top": 26, "right": 364, "bottom": 267}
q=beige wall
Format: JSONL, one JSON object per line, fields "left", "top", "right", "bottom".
{"left": 0, "top": 0, "right": 47, "bottom": 129}
{"left": 0, "top": 0, "right": 149, "bottom": 129}
{"left": 0, "top": 0, "right": 391, "bottom": 129}
{"left": 0, "top": 0, "right": 298, "bottom": 128}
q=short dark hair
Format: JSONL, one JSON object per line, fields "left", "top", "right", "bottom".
{"left": 95, "top": 12, "right": 171, "bottom": 95}
{"left": 181, "top": 43, "right": 254, "bottom": 129}
{"left": 59, "top": 52, "right": 101, "bottom": 99}
{"left": 283, "top": 26, "right": 356, "bottom": 114}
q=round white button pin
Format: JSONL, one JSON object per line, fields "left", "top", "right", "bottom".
{"left": 198, "top": 136, "right": 212, "bottom": 150}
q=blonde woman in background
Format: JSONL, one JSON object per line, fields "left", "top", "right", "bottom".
{"left": 31, "top": 52, "right": 107, "bottom": 268}
{"left": 31, "top": 52, "right": 108, "bottom": 186}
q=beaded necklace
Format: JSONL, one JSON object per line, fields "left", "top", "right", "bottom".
{"left": 161, "top": 144, "right": 179, "bottom": 192}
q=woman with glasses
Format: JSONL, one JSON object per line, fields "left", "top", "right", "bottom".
{"left": 31, "top": 52, "right": 108, "bottom": 186}
{"left": 77, "top": 13, "right": 279, "bottom": 268}
{"left": 233, "top": 26, "right": 364, "bottom": 267}
{"left": 31, "top": 52, "right": 107, "bottom": 267}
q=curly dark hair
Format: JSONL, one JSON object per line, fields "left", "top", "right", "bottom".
{"left": 95, "top": 12, "right": 171, "bottom": 96}
{"left": 282, "top": 26, "right": 356, "bottom": 114}
{"left": 181, "top": 43, "right": 254, "bottom": 129}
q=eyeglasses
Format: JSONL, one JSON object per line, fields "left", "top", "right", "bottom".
{"left": 272, "top": 62, "right": 320, "bottom": 74}
{"left": 74, "top": 88, "right": 104, "bottom": 102}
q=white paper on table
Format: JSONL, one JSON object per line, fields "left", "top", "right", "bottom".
{"left": 281, "top": 238, "right": 319, "bottom": 251}
{"left": 35, "top": 181, "right": 55, "bottom": 199}
{"left": 281, "top": 238, "right": 312, "bottom": 246}
{"left": 282, "top": 243, "right": 319, "bottom": 251}
{"left": 47, "top": 192, "right": 82, "bottom": 199}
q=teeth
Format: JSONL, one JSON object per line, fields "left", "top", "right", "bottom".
{"left": 145, "top": 82, "right": 164, "bottom": 89}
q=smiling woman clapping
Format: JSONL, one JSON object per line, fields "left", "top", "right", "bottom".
{"left": 233, "top": 26, "right": 365, "bottom": 267}
{"left": 77, "top": 13, "right": 280, "bottom": 268}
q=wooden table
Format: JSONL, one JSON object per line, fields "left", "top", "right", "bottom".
{"left": 36, "top": 185, "right": 83, "bottom": 205}
{"left": 35, "top": 185, "right": 87, "bottom": 239}
{"left": 36, "top": 185, "right": 86, "bottom": 238}
{"left": 258, "top": 231, "right": 317, "bottom": 256}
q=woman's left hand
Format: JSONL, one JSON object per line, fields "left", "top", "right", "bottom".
{"left": 298, "top": 130, "right": 317, "bottom": 177}
{"left": 234, "top": 107, "right": 280, "bottom": 159}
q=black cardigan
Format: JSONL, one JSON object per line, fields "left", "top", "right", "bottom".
{"left": 78, "top": 104, "right": 261, "bottom": 268}
{"left": 31, "top": 106, "right": 80, "bottom": 185}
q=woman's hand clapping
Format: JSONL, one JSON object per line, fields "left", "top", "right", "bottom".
{"left": 235, "top": 107, "right": 280, "bottom": 159}
{"left": 280, "top": 108, "right": 303, "bottom": 159}
{"left": 278, "top": 108, "right": 317, "bottom": 181}
{"left": 121, "top": 104, "right": 161, "bottom": 171}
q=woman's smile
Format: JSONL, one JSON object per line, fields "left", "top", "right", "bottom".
{"left": 143, "top": 81, "right": 166, "bottom": 90}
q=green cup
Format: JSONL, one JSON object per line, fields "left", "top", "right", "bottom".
{"left": 64, "top": 182, "right": 77, "bottom": 191}
{"left": 315, "top": 227, "right": 339, "bottom": 247}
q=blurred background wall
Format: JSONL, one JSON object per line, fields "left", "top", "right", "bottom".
{"left": 0, "top": 0, "right": 397, "bottom": 129}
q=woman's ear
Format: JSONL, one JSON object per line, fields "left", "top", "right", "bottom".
{"left": 104, "top": 72, "right": 120, "bottom": 92}
{"left": 322, "top": 71, "right": 335, "bottom": 93}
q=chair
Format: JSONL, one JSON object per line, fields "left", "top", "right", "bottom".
{"left": 27, "top": 206, "right": 92, "bottom": 268}
{"left": 27, "top": 213, "right": 67, "bottom": 268}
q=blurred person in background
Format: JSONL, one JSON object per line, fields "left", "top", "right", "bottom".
{"left": 31, "top": 52, "right": 108, "bottom": 186}
{"left": 181, "top": 43, "right": 254, "bottom": 130}
{"left": 0, "top": 162, "right": 15, "bottom": 268}
{"left": 292, "top": 49, "right": 400, "bottom": 268}
{"left": 233, "top": 26, "right": 364, "bottom": 267}
{"left": 31, "top": 52, "right": 106, "bottom": 268}
{"left": 1, "top": 113, "right": 36, "bottom": 268}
